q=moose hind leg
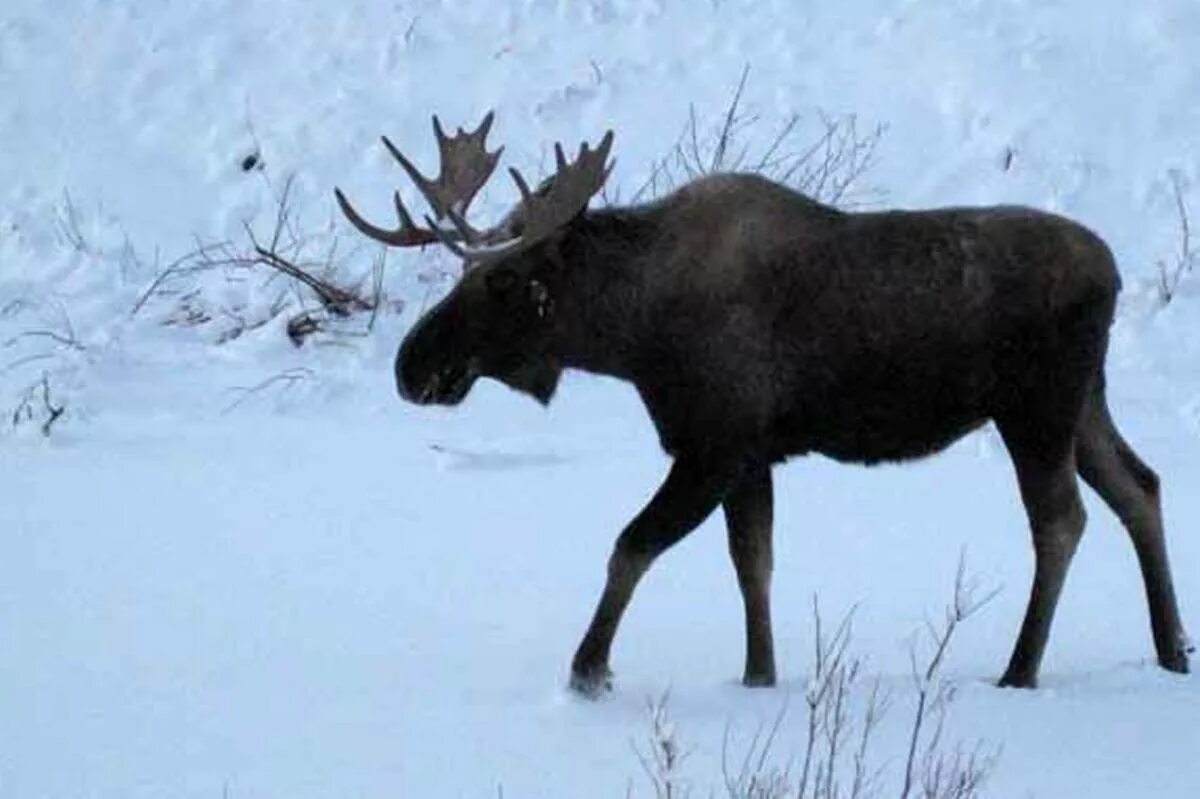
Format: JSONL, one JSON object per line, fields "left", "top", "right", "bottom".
{"left": 1076, "top": 387, "right": 1191, "bottom": 673}
{"left": 569, "top": 455, "right": 743, "bottom": 696}
{"left": 997, "top": 422, "right": 1088, "bottom": 688}
{"left": 723, "top": 464, "right": 776, "bottom": 687}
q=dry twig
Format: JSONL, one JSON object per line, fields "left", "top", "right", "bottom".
{"left": 634, "top": 691, "right": 693, "bottom": 799}
{"left": 221, "top": 367, "right": 316, "bottom": 414}
{"left": 10, "top": 374, "right": 65, "bottom": 436}
{"left": 1157, "top": 169, "right": 1195, "bottom": 305}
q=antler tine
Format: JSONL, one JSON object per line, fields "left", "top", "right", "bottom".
{"left": 453, "top": 129, "right": 616, "bottom": 264}
{"left": 474, "top": 110, "right": 496, "bottom": 140}
{"left": 333, "top": 187, "right": 440, "bottom": 247}
{"left": 596, "top": 129, "right": 615, "bottom": 164}
{"left": 508, "top": 167, "right": 536, "bottom": 206}
{"left": 391, "top": 190, "right": 417, "bottom": 230}
{"left": 381, "top": 134, "right": 433, "bottom": 199}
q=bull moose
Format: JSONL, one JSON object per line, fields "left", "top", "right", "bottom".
{"left": 335, "top": 112, "right": 1190, "bottom": 694}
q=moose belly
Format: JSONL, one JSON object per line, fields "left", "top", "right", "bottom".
{"left": 774, "top": 370, "right": 994, "bottom": 465}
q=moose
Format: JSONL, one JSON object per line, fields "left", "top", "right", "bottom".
{"left": 335, "top": 112, "right": 1190, "bottom": 694}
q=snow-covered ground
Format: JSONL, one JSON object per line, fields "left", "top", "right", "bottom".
{"left": 2, "top": 1, "right": 1198, "bottom": 797}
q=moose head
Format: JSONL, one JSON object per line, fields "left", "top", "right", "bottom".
{"left": 335, "top": 112, "right": 613, "bottom": 407}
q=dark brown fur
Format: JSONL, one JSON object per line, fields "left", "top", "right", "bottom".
{"left": 397, "top": 173, "right": 1190, "bottom": 692}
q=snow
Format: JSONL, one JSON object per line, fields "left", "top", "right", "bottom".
{"left": 2, "top": 1, "right": 1198, "bottom": 797}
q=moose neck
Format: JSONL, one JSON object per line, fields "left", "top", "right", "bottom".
{"left": 551, "top": 208, "right": 656, "bottom": 381}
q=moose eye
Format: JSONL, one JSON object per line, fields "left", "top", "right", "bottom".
{"left": 485, "top": 267, "right": 519, "bottom": 298}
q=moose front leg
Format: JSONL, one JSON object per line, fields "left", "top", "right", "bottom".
{"left": 570, "top": 455, "right": 743, "bottom": 696}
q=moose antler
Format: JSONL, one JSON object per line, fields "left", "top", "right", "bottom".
{"left": 337, "top": 112, "right": 615, "bottom": 266}
{"left": 431, "top": 131, "right": 615, "bottom": 263}
{"left": 333, "top": 111, "right": 503, "bottom": 247}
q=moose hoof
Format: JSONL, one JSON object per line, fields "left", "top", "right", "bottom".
{"left": 569, "top": 665, "right": 613, "bottom": 698}
{"left": 742, "top": 671, "right": 777, "bottom": 688}
{"left": 1159, "top": 651, "right": 1190, "bottom": 675}
{"left": 996, "top": 670, "right": 1037, "bottom": 690}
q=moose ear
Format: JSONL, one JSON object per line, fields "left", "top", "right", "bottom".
{"left": 528, "top": 279, "right": 555, "bottom": 320}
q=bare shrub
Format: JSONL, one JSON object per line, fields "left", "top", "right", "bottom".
{"left": 52, "top": 189, "right": 91, "bottom": 253}
{"left": 1157, "top": 169, "right": 1196, "bottom": 305}
{"left": 628, "top": 65, "right": 886, "bottom": 208}
{"left": 639, "top": 560, "right": 998, "bottom": 799}
{"left": 634, "top": 690, "right": 694, "bottom": 799}
{"left": 2, "top": 297, "right": 86, "bottom": 437}
{"left": 132, "top": 175, "right": 397, "bottom": 346}
{"left": 715, "top": 602, "right": 889, "bottom": 799}
{"left": 899, "top": 558, "right": 1000, "bottom": 799}
{"left": 10, "top": 373, "right": 65, "bottom": 437}
{"left": 3, "top": 297, "right": 85, "bottom": 355}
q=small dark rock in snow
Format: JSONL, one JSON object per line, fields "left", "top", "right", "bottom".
{"left": 241, "top": 152, "right": 263, "bottom": 172}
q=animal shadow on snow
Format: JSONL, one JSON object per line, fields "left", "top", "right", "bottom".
{"left": 430, "top": 442, "right": 573, "bottom": 472}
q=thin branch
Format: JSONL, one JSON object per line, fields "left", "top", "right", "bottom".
{"left": 4, "top": 329, "right": 85, "bottom": 352}
{"left": 710, "top": 64, "right": 751, "bottom": 173}
{"left": 131, "top": 243, "right": 231, "bottom": 317}
{"left": 53, "top": 189, "right": 89, "bottom": 252}
{"left": 3, "top": 352, "right": 56, "bottom": 375}
{"left": 900, "top": 554, "right": 998, "bottom": 799}
{"left": 221, "top": 367, "right": 315, "bottom": 414}
{"left": 1158, "top": 169, "right": 1195, "bottom": 305}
